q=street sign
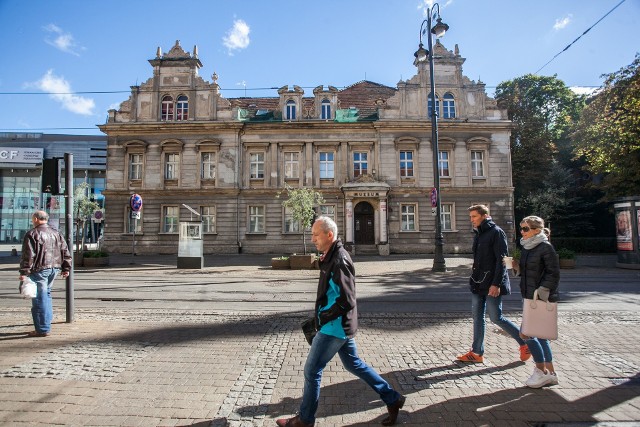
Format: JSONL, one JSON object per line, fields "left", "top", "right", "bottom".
{"left": 130, "top": 193, "right": 143, "bottom": 212}
{"left": 430, "top": 187, "right": 438, "bottom": 207}
{"left": 130, "top": 211, "right": 141, "bottom": 220}
{"left": 93, "top": 209, "right": 104, "bottom": 223}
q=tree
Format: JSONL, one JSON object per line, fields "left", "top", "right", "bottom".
{"left": 276, "top": 184, "right": 325, "bottom": 254}
{"left": 73, "top": 182, "right": 100, "bottom": 253}
{"left": 573, "top": 54, "right": 640, "bottom": 199}
{"left": 495, "top": 74, "right": 585, "bottom": 222}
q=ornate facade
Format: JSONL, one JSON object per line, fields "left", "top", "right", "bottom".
{"left": 99, "top": 40, "right": 514, "bottom": 255}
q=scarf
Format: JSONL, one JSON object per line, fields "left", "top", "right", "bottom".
{"left": 520, "top": 230, "right": 548, "bottom": 250}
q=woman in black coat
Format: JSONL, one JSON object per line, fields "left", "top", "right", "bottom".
{"left": 515, "top": 215, "right": 560, "bottom": 388}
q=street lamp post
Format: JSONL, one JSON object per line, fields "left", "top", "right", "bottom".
{"left": 415, "top": 4, "right": 449, "bottom": 272}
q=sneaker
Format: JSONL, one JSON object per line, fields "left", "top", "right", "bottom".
{"left": 456, "top": 350, "right": 484, "bottom": 363}
{"left": 547, "top": 372, "right": 559, "bottom": 386}
{"left": 525, "top": 367, "right": 553, "bottom": 388}
{"left": 519, "top": 344, "right": 531, "bottom": 361}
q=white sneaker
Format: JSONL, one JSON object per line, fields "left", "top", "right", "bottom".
{"left": 525, "top": 367, "right": 553, "bottom": 388}
{"left": 547, "top": 372, "right": 559, "bottom": 386}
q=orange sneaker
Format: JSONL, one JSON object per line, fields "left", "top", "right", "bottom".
{"left": 456, "top": 350, "right": 484, "bottom": 363}
{"left": 519, "top": 344, "right": 531, "bottom": 361}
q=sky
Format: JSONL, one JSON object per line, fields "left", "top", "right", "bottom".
{"left": 0, "top": 0, "right": 638, "bottom": 136}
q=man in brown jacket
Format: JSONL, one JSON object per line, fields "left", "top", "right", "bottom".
{"left": 19, "top": 210, "right": 72, "bottom": 337}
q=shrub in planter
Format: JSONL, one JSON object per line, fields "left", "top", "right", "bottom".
{"left": 271, "top": 256, "right": 290, "bottom": 269}
{"left": 82, "top": 250, "right": 110, "bottom": 267}
{"left": 557, "top": 248, "right": 576, "bottom": 269}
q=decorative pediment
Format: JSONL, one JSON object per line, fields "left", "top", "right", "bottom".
{"left": 164, "top": 40, "right": 191, "bottom": 59}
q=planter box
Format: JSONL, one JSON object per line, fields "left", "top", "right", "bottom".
{"left": 271, "top": 258, "right": 290, "bottom": 269}
{"left": 289, "top": 254, "right": 316, "bottom": 270}
{"left": 559, "top": 258, "right": 576, "bottom": 269}
{"left": 82, "top": 256, "right": 110, "bottom": 267}
{"left": 73, "top": 253, "right": 84, "bottom": 267}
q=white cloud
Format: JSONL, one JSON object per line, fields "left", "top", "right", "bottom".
{"left": 222, "top": 19, "right": 250, "bottom": 55}
{"left": 43, "top": 23, "right": 84, "bottom": 56}
{"left": 418, "top": 0, "right": 452, "bottom": 18}
{"left": 29, "top": 70, "right": 95, "bottom": 116}
{"left": 570, "top": 86, "right": 598, "bottom": 96}
{"left": 553, "top": 15, "right": 572, "bottom": 30}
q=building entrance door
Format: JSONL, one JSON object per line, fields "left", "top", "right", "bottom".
{"left": 354, "top": 201, "right": 375, "bottom": 244}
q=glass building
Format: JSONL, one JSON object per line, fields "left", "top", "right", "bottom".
{"left": 0, "top": 133, "right": 106, "bottom": 245}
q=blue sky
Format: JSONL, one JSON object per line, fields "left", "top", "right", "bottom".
{"left": 0, "top": 0, "right": 638, "bottom": 136}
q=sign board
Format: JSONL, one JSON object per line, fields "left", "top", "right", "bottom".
{"left": 130, "top": 211, "right": 141, "bottom": 220}
{"left": 129, "top": 193, "right": 143, "bottom": 211}
{"left": 0, "top": 147, "right": 44, "bottom": 163}
{"left": 432, "top": 207, "right": 437, "bottom": 216}
{"left": 93, "top": 209, "right": 104, "bottom": 223}
{"left": 430, "top": 187, "right": 438, "bottom": 208}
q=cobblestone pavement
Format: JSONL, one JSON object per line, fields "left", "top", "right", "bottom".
{"left": 0, "top": 254, "right": 639, "bottom": 426}
{"left": 0, "top": 308, "right": 639, "bottom": 426}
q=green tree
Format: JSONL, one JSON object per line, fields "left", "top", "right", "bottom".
{"left": 277, "top": 184, "right": 325, "bottom": 254}
{"left": 73, "top": 182, "right": 100, "bottom": 253}
{"left": 495, "top": 74, "right": 584, "bottom": 222}
{"left": 573, "top": 54, "right": 640, "bottom": 199}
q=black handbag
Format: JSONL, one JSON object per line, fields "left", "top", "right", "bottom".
{"left": 301, "top": 316, "right": 317, "bottom": 345}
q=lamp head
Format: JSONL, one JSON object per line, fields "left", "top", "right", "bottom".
{"left": 414, "top": 43, "right": 429, "bottom": 63}
{"left": 431, "top": 17, "right": 449, "bottom": 38}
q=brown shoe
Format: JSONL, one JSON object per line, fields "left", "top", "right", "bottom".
{"left": 275, "top": 415, "right": 314, "bottom": 427}
{"left": 381, "top": 395, "right": 406, "bottom": 426}
{"left": 27, "top": 331, "right": 50, "bottom": 337}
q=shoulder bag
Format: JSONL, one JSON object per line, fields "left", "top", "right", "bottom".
{"left": 521, "top": 288, "right": 558, "bottom": 340}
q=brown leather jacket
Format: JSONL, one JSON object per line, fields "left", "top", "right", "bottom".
{"left": 19, "top": 224, "right": 72, "bottom": 276}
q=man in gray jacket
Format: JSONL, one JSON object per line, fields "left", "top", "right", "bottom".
{"left": 19, "top": 210, "right": 72, "bottom": 337}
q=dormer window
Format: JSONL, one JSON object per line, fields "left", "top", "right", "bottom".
{"left": 176, "top": 95, "right": 189, "bottom": 121}
{"left": 161, "top": 96, "right": 174, "bottom": 120}
{"left": 428, "top": 93, "right": 440, "bottom": 118}
{"left": 286, "top": 100, "right": 296, "bottom": 120}
{"left": 321, "top": 99, "right": 331, "bottom": 120}
{"left": 443, "top": 93, "right": 456, "bottom": 119}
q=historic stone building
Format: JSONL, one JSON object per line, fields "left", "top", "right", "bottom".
{"left": 99, "top": 40, "right": 514, "bottom": 255}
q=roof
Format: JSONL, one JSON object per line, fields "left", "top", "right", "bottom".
{"left": 228, "top": 80, "right": 397, "bottom": 122}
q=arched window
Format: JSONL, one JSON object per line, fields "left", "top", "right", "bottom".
{"left": 286, "top": 100, "right": 296, "bottom": 120}
{"left": 321, "top": 99, "right": 331, "bottom": 120}
{"left": 161, "top": 96, "right": 174, "bottom": 121}
{"left": 443, "top": 93, "right": 456, "bottom": 119}
{"left": 428, "top": 93, "right": 440, "bottom": 118}
{"left": 176, "top": 95, "right": 188, "bottom": 121}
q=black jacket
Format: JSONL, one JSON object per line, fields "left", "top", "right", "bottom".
{"left": 315, "top": 239, "right": 357, "bottom": 338}
{"left": 518, "top": 241, "right": 560, "bottom": 302}
{"left": 469, "top": 218, "right": 511, "bottom": 295}
{"left": 20, "top": 224, "right": 72, "bottom": 276}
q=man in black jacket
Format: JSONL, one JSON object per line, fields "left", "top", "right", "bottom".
{"left": 276, "top": 216, "right": 405, "bottom": 427}
{"left": 456, "top": 205, "right": 530, "bottom": 363}
{"left": 19, "top": 210, "right": 72, "bottom": 337}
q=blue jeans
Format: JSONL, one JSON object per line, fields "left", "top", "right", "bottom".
{"left": 299, "top": 332, "right": 401, "bottom": 425}
{"left": 525, "top": 337, "right": 553, "bottom": 364}
{"left": 30, "top": 268, "right": 59, "bottom": 333}
{"left": 471, "top": 293, "right": 525, "bottom": 355}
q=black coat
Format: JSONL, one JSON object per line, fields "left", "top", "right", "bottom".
{"left": 469, "top": 218, "right": 511, "bottom": 295}
{"left": 519, "top": 241, "right": 560, "bottom": 302}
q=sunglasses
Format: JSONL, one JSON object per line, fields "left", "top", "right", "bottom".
{"left": 520, "top": 226, "right": 536, "bottom": 232}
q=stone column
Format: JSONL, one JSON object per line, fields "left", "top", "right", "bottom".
{"left": 345, "top": 199, "right": 354, "bottom": 243}
{"left": 379, "top": 198, "right": 388, "bottom": 243}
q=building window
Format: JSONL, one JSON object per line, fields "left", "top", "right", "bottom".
{"left": 319, "top": 152, "right": 334, "bottom": 179}
{"left": 321, "top": 99, "right": 331, "bottom": 120}
{"left": 441, "top": 203, "right": 453, "bottom": 231}
{"left": 125, "top": 207, "right": 142, "bottom": 233}
{"left": 161, "top": 96, "right": 174, "bottom": 121}
{"left": 201, "top": 152, "right": 216, "bottom": 180}
{"left": 471, "top": 150, "right": 485, "bottom": 178}
{"left": 250, "top": 153, "right": 265, "bottom": 179}
{"left": 249, "top": 206, "right": 265, "bottom": 233}
{"left": 286, "top": 100, "right": 296, "bottom": 120}
{"left": 319, "top": 205, "right": 336, "bottom": 222}
{"left": 400, "top": 204, "right": 417, "bottom": 231}
{"left": 443, "top": 93, "right": 456, "bottom": 119}
{"left": 162, "top": 206, "right": 179, "bottom": 233}
{"left": 438, "top": 151, "right": 450, "bottom": 177}
{"left": 400, "top": 151, "right": 414, "bottom": 178}
{"left": 129, "top": 154, "right": 143, "bottom": 180}
{"left": 201, "top": 206, "right": 216, "bottom": 233}
{"left": 165, "top": 153, "right": 180, "bottom": 180}
{"left": 176, "top": 95, "right": 188, "bottom": 121}
{"left": 353, "top": 152, "right": 368, "bottom": 177}
{"left": 284, "top": 206, "right": 301, "bottom": 233}
{"left": 284, "top": 152, "right": 299, "bottom": 179}
{"left": 428, "top": 93, "right": 440, "bottom": 118}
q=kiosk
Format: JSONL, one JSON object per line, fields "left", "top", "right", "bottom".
{"left": 177, "top": 221, "right": 203, "bottom": 269}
